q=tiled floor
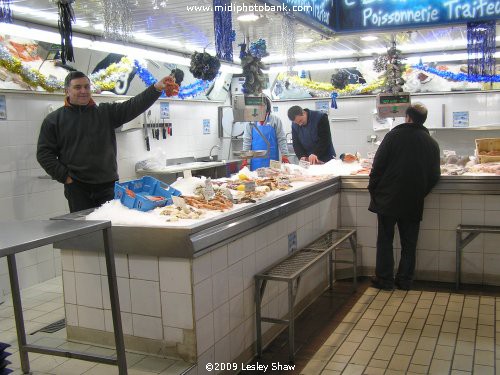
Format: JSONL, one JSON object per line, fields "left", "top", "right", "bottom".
{"left": 245, "top": 278, "right": 500, "bottom": 375}
{"left": 3, "top": 277, "right": 500, "bottom": 374}
{"left": 0, "top": 277, "right": 193, "bottom": 375}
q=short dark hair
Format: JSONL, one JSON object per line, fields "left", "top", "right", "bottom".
{"left": 406, "top": 103, "right": 427, "bottom": 125}
{"left": 287, "top": 105, "right": 303, "bottom": 121}
{"left": 64, "top": 71, "right": 89, "bottom": 89}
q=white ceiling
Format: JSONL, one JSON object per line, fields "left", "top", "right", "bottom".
{"left": 9, "top": 0, "right": 500, "bottom": 65}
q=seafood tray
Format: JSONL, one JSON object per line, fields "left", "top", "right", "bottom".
{"left": 114, "top": 176, "right": 182, "bottom": 212}
{"left": 476, "top": 138, "right": 500, "bottom": 164}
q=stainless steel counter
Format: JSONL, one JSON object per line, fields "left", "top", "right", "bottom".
{"left": 341, "top": 175, "right": 500, "bottom": 194}
{"left": 53, "top": 177, "right": 340, "bottom": 258}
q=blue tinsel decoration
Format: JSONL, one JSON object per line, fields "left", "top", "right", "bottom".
{"left": 330, "top": 92, "right": 338, "bottom": 109}
{"left": 467, "top": 21, "right": 496, "bottom": 80}
{"left": 249, "top": 39, "right": 268, "bottom": 59}
{"left": 133, "top": 60, "right": 213, "bottom": 99}
{"left": 413, "top": 63, "right": 500, "bottom": 83}
{"left": 0, "top": 0, "right": 12, "bottom": 23}
{"left": 213, "top": 0, "right": 233, "bottom": 62}
{"left": 239, "top": 43, "right": 247, "bottom": 59}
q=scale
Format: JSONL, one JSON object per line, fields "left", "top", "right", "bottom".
{"left": 231, "top": 94, "right": 270, "bottom": 159}
{"left": 376, "top": 92, "right": 411, "bottom": 118}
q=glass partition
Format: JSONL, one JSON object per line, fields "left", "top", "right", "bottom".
{"left": 0, "top": 33, "right": 230, "bottom": 101}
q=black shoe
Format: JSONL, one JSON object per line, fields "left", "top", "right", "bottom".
{"left": 371, "top": 277, "right": 394, "bottom": 291}
{"left": 395, "top": 280, "right": 411, "bottom": 290}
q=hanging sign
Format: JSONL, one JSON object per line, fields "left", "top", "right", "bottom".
{"left": 336, "top": 0, "right": 500, "bottom": 33}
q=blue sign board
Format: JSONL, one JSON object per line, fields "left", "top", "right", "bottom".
{"left": 336, "top": 0, "right": 500, "bottom": 33}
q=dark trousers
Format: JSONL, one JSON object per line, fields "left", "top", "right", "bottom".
{"left": 376, "top": 214, "right": 420, "bottom": 286}
{"left": 64, "top": 180, "right": 115, "bottom": 213}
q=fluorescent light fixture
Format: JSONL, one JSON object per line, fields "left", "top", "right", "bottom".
{"left": 0, "top": 23, "right": 92, "bottom": 48}
{"left": 296, "top": 37, "right": 313, "bottom": 44}
{"left": 220, "top": 63, "right": 242, "bottom": 74}
{"left": 360, "top": 35, "right": 378, "bottom": 41}
{"left": 399, "top": 39, "right": 467, "bottom": 52}
{"left": 237, "top": 13, "right": 260, "bottom": 22}
{"left": 10, "top": 4, "right": 59, "bottom": 22}
{"left": 263, "top": 49, "right": 355, "bottom": 64}
{"left": 406, "top": 53, "right": 468, "bottom": 63}
{"left": 266, "top": 60, "right": 359, "bottom": 73}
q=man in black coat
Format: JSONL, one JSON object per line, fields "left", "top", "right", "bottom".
{"left": 368, "top": 103, "right": 441, "bottom": 290}
{"left": 37, "top": 71, "right": 175, "bottom": 213}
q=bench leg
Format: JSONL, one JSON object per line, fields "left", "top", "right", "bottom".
{"left": 255, "top": 279, "right": 266, "bottom": 358}
{"left": 349, "top": 234, "right": 358, "bottom": 291}
{"left": 102, "top": 228, "right": 128, "bottom": 374}
{"left": 7, "top": 254, "right": 30, "bottom": 375}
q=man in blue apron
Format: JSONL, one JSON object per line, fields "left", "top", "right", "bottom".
{"left": 287, "top": 105, "right": 336, "bottom": 164}
{"left": 241, "top": 97, "right": 289, "bottom": 170}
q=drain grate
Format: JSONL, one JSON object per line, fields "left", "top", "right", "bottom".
{"left": 31, "top": 319, "right": 66, "bottom": 334}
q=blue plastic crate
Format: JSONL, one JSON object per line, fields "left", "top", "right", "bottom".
{"left": 114, "top": 176, "right": 182, "bottom": 212}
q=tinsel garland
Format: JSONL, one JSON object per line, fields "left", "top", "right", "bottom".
{"left": 281, "top": 15, "right": 296, "bottom": 75}
{"left": 467, "top": 21, "right": 496, "bottom": 79}
{"left": 412, "top": 63, "right": 500, "bottom": 83}
{"left": 0, "top": 0, "right": 12, "bottom": 23}
{"left": 56, "top": 0, "right": 75, "bottom": 64}
{"left": 213, "top": 0, "right": 234, "bottom": 62}
{"left": 330, "top": 92, "right": 338, "bottom": 109}
{"left": 133, "top": 59, "right": 213, "bottom": 99}
{"left": 0, "top": 45, "right": 63, "bottom": 92}
{"left": 103, "top": 0, "right": 133, "bottom": 40}
{"left": 88, "top": 57, "right": 134, "bottom": 91}
{"left": 277, "top": 73, "right": 383, "bottom": 96}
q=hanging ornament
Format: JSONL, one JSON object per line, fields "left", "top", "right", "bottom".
{"left": 151, "top": 0, "right": 167, "bottom": 9}
{"left": 330, "top": 92, "right": 338, "bottom": 109}
{"left": 55, "top": 0, "right": 75, "bottom": 64}
{"left": 330, "top": 69, "right": 349, "bottom": 90}
{"left": 379, "top": 38, "right": 406, "bottom": 94}
{"left": 241, "top": 39, "right": 268, "bottom": 95}
{"left": 0, "top": 0, "right": 12, "bottom": 23}
{"left": 213, "top": 0, "right": 234, "bottom": 62}
{"left": 189, "top": 51, "right": 220, "bottom": 81}
{"left": 467, "top": 21, "right": 496, "bottom": 80}
{"left": 281, "top": 15, "right": 296, "bottom": 75}
{"left": 103, "top": 0, "right": 133, "bottom": 41}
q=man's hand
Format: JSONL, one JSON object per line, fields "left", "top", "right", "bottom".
{"left": 308, "top": 154, "right": 320, "bottom": 164}
{"left": 240, "top": 159, "right": 248, "bottom": 169}
{"left": 154, "top": 76, "right": 179, "bottom": 97}
{"left": 65, "top": 176, "right": 73, "bottom": 184}
{"left": 281, "top": 156, "right": 290, "bottom": 164}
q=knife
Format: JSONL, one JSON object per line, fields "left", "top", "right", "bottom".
{"left": 143, "top": 111, "right": 150, "bottom": 151}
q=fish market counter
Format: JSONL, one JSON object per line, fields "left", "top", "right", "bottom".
{"left": 52, "top": 177, "right": 341, "bottom": 369}
{"left": 337, "top": 174, "right": 500, "bottom": 287}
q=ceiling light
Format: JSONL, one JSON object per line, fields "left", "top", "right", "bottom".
{"left": 360, "top": 35, "right": 378, "bottom": 41}
{"left": 237, "top": 13, "right": 259, "bottom": 22}
{"left": 296, "top": 37, "right": 313, "bottom": 44}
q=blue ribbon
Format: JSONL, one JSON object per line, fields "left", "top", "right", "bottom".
{"left": 331, "top": 92, "right": 338, "bottom": 109}
{"left": 413, "top": 63, "right": 500, "bottom": 83}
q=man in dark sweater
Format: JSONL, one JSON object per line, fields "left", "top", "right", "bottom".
{"left": 368, "top": 103, "right": 441, "bottom": 291}
{"left": 37, "top": 71, "right": 173, "bottom": 213}
{"left": 287, "top": 106, "right": 336, "bottom": 164}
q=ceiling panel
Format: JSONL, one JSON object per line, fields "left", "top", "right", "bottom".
{"left": 8, "top": 0, "right": 500, "bottom": 64}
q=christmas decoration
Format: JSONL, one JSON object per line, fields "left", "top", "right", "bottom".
{"left": 467, "top": 21, "right": 496, "bottom": 80}
{"left": 152, "top": 0, "right": 167, "bottom": 9}
{"left": 0, "top": 45, "right": 63, "bottom": 91}
{"left": 88, "top": 56, "right": 134, "bottom": 92}
{"left": 412, "top": 63, "right": 500, "bottom": 83}
{"left": 330, "top": 92, "right": 338, "bottom": 109}
{"left": 0, "top": 0, "right": 12, "bottom": 23}
{"left": 330, "top": 69, "right": 349, "bottom": 90}
{"left": 240, "top": 39, "right": 268, "bottom": 95}
{"left": 213, "top": 0, "right": 234, "bottom": 62}
{"left": 281, "top": 15, "right": 296, "bottom": 74}
{"left": 375, "top": 39, "right": 406, "bottom": 94}
{"left": 103, "top": 0, "right": 133, "bottom": 40}
{"left": 276, "top": 73, "right": 383, "bottom": 97}
{"left": 55, "top": 0, "right": 75, "bottom": 64}
{"left": 189, "top": 51, "right": 220, "bottom": 81}
{"left": 134, "top": 59, "right": 213, "bottom": 99}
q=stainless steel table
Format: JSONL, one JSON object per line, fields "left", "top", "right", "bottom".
{"left": 0, "top": 220, "right": 127, "bottom": 374}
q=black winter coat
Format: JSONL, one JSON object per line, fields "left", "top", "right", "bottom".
{"left": 37, "top": 85, "right": 161, "bottom": 184}
{"left": 368, "top": 122, "right": 441, "bottom": 221}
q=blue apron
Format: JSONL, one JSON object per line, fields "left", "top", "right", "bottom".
{"left": 250, "top": 122, "right": 279, "bottom": 171}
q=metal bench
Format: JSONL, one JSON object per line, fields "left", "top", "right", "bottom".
{"left": 456, "top": 224, "right": 500, "bottom": 290}
{"left": 0, "top": 220, "right": 127, "bottom": 374}
{"left": 254, "top": 228, "right": 357, "bottom": 363}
